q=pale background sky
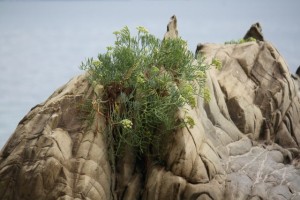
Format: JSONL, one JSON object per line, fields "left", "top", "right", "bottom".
{"left": 0, "top": 0, "right": 299, "bottom": 148}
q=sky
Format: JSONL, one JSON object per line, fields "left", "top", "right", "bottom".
{"left": 0, "top": 0, "right": 299, "bottom": 148}
{"left": 1, "top": 0, "right": 299, "bottom": 68}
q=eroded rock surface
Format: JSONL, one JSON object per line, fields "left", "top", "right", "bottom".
{"left": 1, "top": 18, "right": 300, "bottom": 200}
{"left": 199, "top": 40, "right": 300, "bottom": 200}
{"left": 0, "top": 74, "right": 113, "bottom": 199}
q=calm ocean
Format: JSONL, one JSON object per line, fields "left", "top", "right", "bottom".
{"left": 0, "top": 0, "right": 299, "bottom": 149}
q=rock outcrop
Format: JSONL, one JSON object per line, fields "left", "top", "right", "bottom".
{"left": 163, "top": 15, "right": 178, "bottom": 39}
{"left": 1, "top": 17, "right": 300, "bottom": 200}
{"left": 244, "top": 22, "right": 264, "bottom": 41}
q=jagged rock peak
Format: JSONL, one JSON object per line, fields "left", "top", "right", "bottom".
{"left": 195, "top": 43, "right": 204, "bottom": 56}
{"left": 163, "top": 15, "right": 178, "bottom": 39}
{"left": 244, "top": 22, "right": 264, "bottom": 41}
{"left": 296, "top": 65, "right": 300, "bottom": 77}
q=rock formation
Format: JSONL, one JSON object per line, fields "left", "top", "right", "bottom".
{"left": 296, "top": 66, "right": 300, "bottom": 77}
{"left": 163, "top": 15, "right": 178, "bottom": 39}
{"left": 1, "top": 17, "right": 300, "bottom": 200}
{"left": 244, "top": 22, "right": 264, "bottom": 41}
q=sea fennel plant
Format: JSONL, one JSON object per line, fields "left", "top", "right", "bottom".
{"left": 81, "top": 26, "right": 220, "bottom": 159}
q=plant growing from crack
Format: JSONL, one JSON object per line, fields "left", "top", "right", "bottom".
{"left": 224, "top": 37, "right": 257, "bottom": 44}
{"left": 81, "top": 26, "right": 221, "bottom": 160}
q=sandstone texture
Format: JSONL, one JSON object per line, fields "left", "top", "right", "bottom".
{"left": 1, "top": 18, "right": 300, "bottom": 200}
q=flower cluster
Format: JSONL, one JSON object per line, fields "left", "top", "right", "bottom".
{"left": 212, "top": 58, "right": 222, "bottom": 70}
{"left": 195, "top": 70, "right": 206, "bottom": 78}
{"left": 185, "top": 115, "right": 195, "bottom": 128}
{"left": 137, "top": 73, "right": 145, "bottom": 84}
{"left": 137, "top": 26, "right": 149, "bottom": 34}
{"left": 180, "top": 83, "right": 196, "bottom": 108}
{"left": 120, "top": 119, "right": 133, "bottom": 129}
{"left": 151, "top": 66, "right": 160, "bottom": 74}
{"left": 203, "top": 87, "right": 211, "bottom": 103}
{"left": 92, "top": 60, "right": 102, "bottom": 68}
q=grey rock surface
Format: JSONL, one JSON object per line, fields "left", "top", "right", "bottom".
{"left": 1, "top": 17, "right": 300, "bottom": 200}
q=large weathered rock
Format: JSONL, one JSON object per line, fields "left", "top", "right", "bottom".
{"left": 1, "top": 17, "right": 300, "bottom": 200}
{"left": 199, "top": 40, "right": 300, "bottom": 199}
{"left": 0, "top": 74, "right": 113, "bottom": 199}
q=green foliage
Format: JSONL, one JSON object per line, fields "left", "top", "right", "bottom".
{"left": 212, "top": 58, "right": 222, "bottom": 70}
{"left": 224, "top": 37, "right": 257, "bottom": 45}
{"left": 81, "top": 26, "right": 215, "bottom": 158}
{"left": 184, "top": 115, "right": 195, "bottom": 128}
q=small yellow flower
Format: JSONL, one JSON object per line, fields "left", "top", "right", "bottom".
{"left": 185, "top": 116, "right": 195, "bottom": 128}
{"left": 247, "top": 37, "right": 256, "bottom": 42}
{"left": 203, "top": 87, "right": 211, "bottom": 103}
{"left": 113, "top": 31, "right": 120, "bottom": 35}
{"left": 92, "top": 60, "right": 102, "bottom": 68}
{"left": 184, "top": 84, "right": 194, "bottom": 94}
{"left": 212, "top": 58, "right": 222, "bottom": 70}
{"left": 187, "top": 96, "right": 196, "bottom": 108}
{"left": 137, "top": 73, "right": 145, "bottom": 84}
{"left": 120, "top": 119, "right": 133, "bottom": 129}
{"left": 151, "top": 66, "right": 160, "bottom": 74}
{"left": 137, "top": 26, "right": 149, "bottom": 34}
{"left": 195, "top": 70, "right": 206, "bottom": 78}
{"left": 106, "top": 46, "right": 113, "bottom": 51}
{"left": 238, "top": 39, "right": 246, "bottom": 44}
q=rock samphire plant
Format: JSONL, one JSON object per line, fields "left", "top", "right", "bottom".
{"left": 224, "top": 37, "right": 257, "bottom": 44}
{"left": 81, "top": 26, "right": 220, "bottom": 160}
